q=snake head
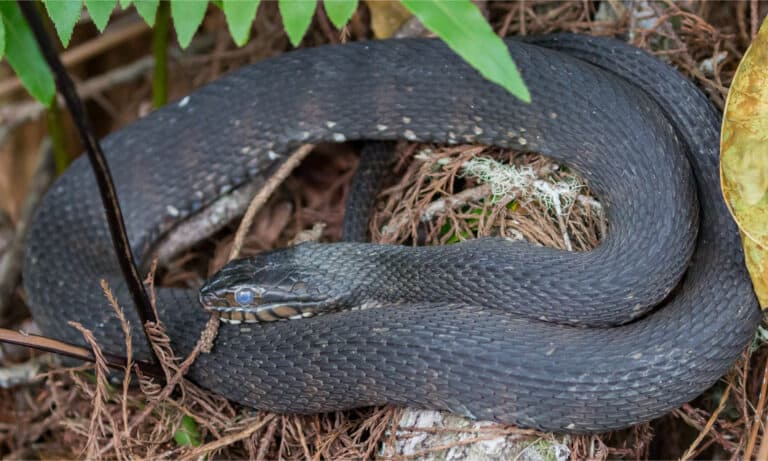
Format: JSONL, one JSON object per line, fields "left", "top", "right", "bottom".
{"left": 199, "top": 247, "right": 347, "bottom": 324}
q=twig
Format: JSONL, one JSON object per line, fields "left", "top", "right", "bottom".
{"left": 100, "top": 279, "right": 134, "bottom": 441}
{"left": 228, "top": 144, "right": 314, "bottom": 261}
{"left": 681, "top": 383, "right": 732, "bottom": 460}
{"left": 745, "top": 355, "right": 768, "bottom": 460}
{"left": 381, "top": 184, "right": 492, "bottom": 239}
{"left": 68, "top": 321, "right": 111, "bottom": 460}
{"left": 758, "top": 431, "right": 768, "bottom": 461}
{"left": 97, "top": 313, "right": 221, "bottom": 457}
{"left": 256, "top": 417, "right": 279, "bottom": 461}
{"left": 180, "top": 414, "right": 275, "bottom": 461}
{"left": 0, "top": 327, "right": 163, "bottom": 378}
{"left": 18, "top": 2, "right": 159, "bottom": 364}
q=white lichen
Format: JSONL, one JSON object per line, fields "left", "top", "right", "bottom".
{"left": 460, "top": 157, "right": 595, "bottom": 251}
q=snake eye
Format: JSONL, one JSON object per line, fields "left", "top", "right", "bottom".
{"left": 234, "top": 288, "right": 256, "bottom": 306}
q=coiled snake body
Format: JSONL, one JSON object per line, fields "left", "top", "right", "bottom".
{"left": 23, "top": 35, "right": 761, "bottom": 432}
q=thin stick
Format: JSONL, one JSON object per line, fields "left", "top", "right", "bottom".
{"left": 180, "top": 415, "right": 275, "bottom": 461}
{"left": 758, "top": 429, "right": 768, "bottom": 461}
{"left": 381, "top": 184, "right": 492, "bottom": 239}
{"left": 0, "top": 327, "right": 163, "bottom": 378}
{"left": 744, "top": 356, "right": 768, "bottom": 460}
{"left": 228, "top": 144, "right": 314, "bottom": 261}
{"left": 681, "top": 383, "right": 732, "bottom": 460}
{"left": 18, "top": 2, "right": 159, "bottom": 364}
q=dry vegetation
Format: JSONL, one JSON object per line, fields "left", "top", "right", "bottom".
{"left": 1, "top": 1, "right": 767, "bottom": 459}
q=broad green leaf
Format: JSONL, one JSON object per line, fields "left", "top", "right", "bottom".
{"left": 120, "top": 0, "right": 133, "bottom": 8}
{"left": 85, "top": 0, "right": 117, "bottom": 32}
{"left": 171, "top": 0, "right": 208, "bottom": 49}
{"left": 400, "top": 0, "right": 530, "bottom": 103}
{"left": 134, "top": 0, "right": 159, "bottom": 26}
{"left": 0, "top": 2, "right": 55, "bottom": 106}
{"left": 44, "top": 0, "right": 83, "bottom": 47}
{"left": 278, "top": 0, "right": 316, "bottom": 47}
{"left": 324, "top": 0, "right": 356, "bottom": 29}
{"left": 0, "top": 15, "right": 5, "bottom": 60}
{"left": 223, "top": 0, "right": 259, "bottom": 46}
{"left": 721, "top": 16, "right": 768, "bottom": 308}
{"left": 174, "top": 415, "right": 202, "bottom": 447}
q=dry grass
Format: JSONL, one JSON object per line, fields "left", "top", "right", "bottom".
{"left": 1, "top": 1, "right": 768, "bottom": 459}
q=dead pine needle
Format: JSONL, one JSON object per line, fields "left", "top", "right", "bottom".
{"left": 681, "top": 383, "right": 732, "bottom": 461}
{"left": 745, "top": 354, "right": 768, "bottom": 460}
{"left": 229, "top": 144, "right": 315, "bottom": 261}
{"left": 180, "top": 414, "right": 275, "bottom": 461}
{"left": 67, "top": 321, "right": 112, "bottom": 459}
{"left": 99, "top": 279, "right": 134, "bottom": 442}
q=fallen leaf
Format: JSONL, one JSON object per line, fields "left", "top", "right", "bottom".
{"left": 721, "top": 15, "right": 768, "bottom": 308}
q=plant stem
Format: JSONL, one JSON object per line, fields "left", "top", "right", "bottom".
{"left": 152, "top": 0, "right": 171, "bottom": 108}
{"left": 45, "top": 101, "right": 70, "bottom": 173}
{"left": 17, "top": 1, "right": 161, "bottom": 366}
{"left": 36, "top": 0, "right": 69, "bottom": 172}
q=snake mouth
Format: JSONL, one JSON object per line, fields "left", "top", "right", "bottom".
{"left": 199, "top": 291, "right": 333, "bottom": 324}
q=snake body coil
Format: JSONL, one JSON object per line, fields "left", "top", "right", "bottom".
{"left": 23, "top": 35, "right": 761, "bottom": 432}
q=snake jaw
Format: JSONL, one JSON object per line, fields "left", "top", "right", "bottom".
{"left": 199, "top": 255, "right": 348, "bottom": 324}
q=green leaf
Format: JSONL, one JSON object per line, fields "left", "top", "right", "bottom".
{"left": 400, "top": 0, "right": 530, "bottom": 103}
{"left": 278, "top": 0, "right": 316, "bottom": 47}
{"left": 85, "top": 0, "right": 117, "bottom": 32}
{"left": 120, "top": 0, "right": 133, "bottom": 8}
{"left": 44, "top": 0, "right": 83, "bottom": 47}
{"left": 174, "top": 415, "right": 202, "bottom": 447}
{"left": 324, "top": 0, "right": 356, "bottom": 29}
{"left": 134, "top": 0, "right": 159, "bottom": 26}
{"left": 0, "top": 15, "right": 5, "bottom": 60}
{"left": 0, "top": 2, "right": 56, "bottom": 106}
{"left": 223, "top": 0, "right": 259, "bottom": 46}
{"left": 171, "top": 0, "right": 208, "bottom": 49}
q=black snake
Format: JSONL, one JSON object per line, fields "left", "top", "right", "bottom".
{"left": 22, "top": 35, "right": 761, "bottom": 432}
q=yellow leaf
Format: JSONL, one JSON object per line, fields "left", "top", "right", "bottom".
{"left": 742, "top": 233, "right": 768, "bottom": 307}
{"left": 364, "top": 0, "right": 411, "bottom": 39}
{"left": 721, "top": 16, "right": 768, "bottom": 308}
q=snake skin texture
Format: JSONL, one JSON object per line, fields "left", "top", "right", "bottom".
{"left": 342, "top": 142, "right": 396, "bottom": 242}
{"left": 22, "top": 35, "right": 761, "bottom": 432}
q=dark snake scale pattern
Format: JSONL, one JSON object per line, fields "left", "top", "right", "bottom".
{"left": 23, "top": 35, "right": 761, "bottom": 432}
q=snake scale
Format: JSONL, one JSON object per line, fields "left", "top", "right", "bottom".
{"left": 23, "top": 35, "right": 761, "bottom": 432}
